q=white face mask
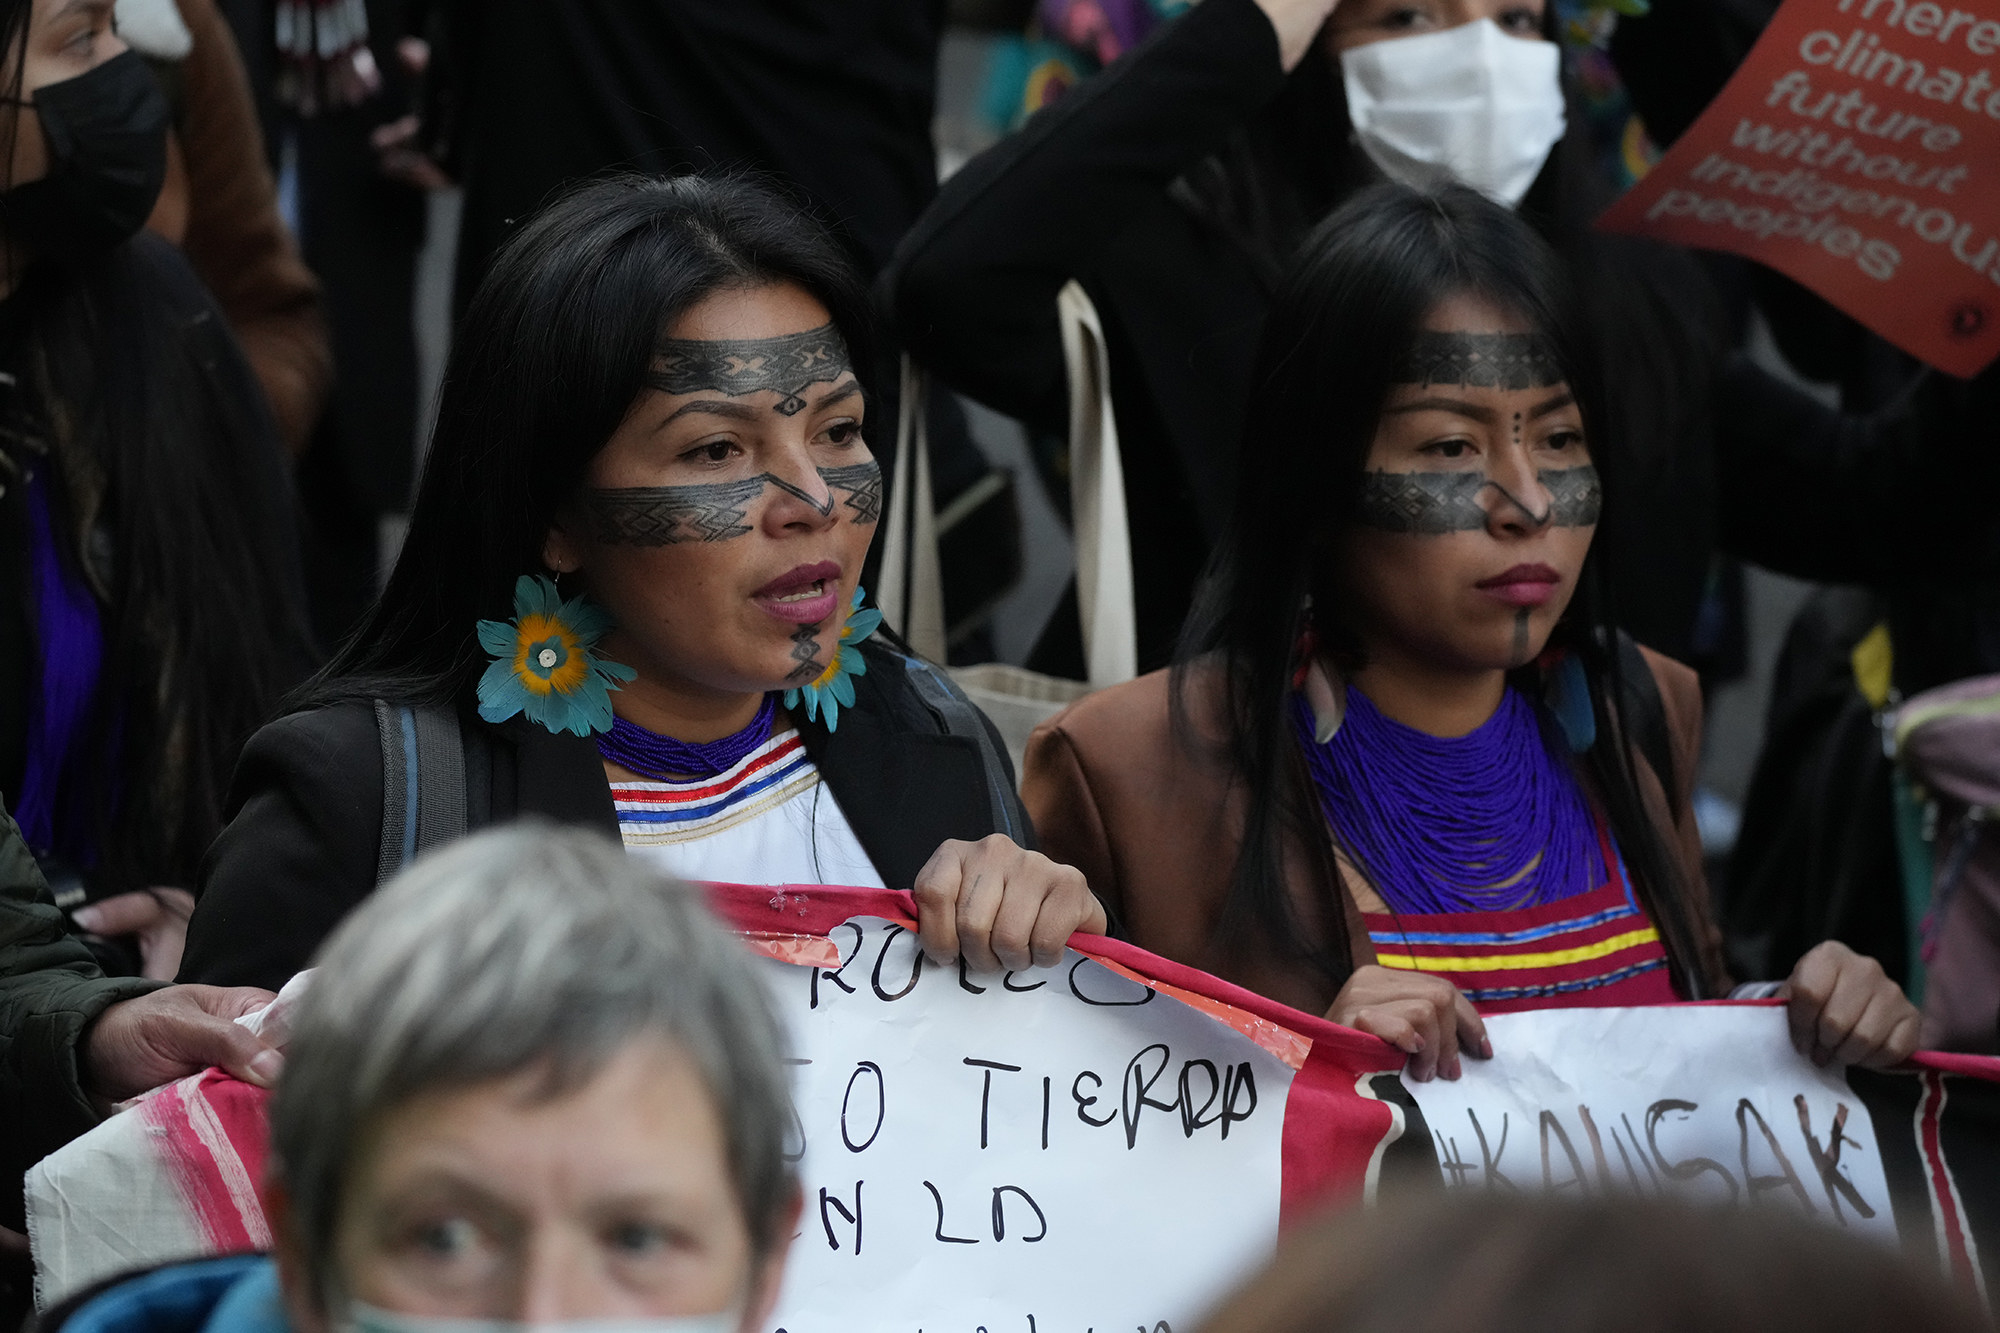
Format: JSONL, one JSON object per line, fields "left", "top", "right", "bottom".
{"left": 346, "top": 1302, "right": 742, "bottom": 1333}
{"left": 1339, "top": 20, "right": 1567, "bottom": 208}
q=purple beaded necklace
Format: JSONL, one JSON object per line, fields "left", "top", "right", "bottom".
{"left": 598, "top": 693, "right": 779, "bottom": 780}
{"left": 1293, "top": 686, "right": 1604, "bottom": 915}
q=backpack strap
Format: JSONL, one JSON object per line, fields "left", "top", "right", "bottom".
{"left": 898, "top": 656, "right": 1029, "bottom": 847}
{"left": 372, "top": 700, "right": 470, "bottom": 884}
{"left": 1613, "top": 632, "right": 1677, "bottom": 803}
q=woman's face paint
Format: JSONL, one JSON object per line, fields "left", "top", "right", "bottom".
{"left": 1341, "top": 292, "right": 1597, "bottom": 674}
{"left": 541, "top": 281, "right": 878, "bottom": 708}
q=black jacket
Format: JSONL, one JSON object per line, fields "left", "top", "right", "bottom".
{"left": 445, "top": 0, "right": 943, "bottom": 294}
{"left": 885, "top": 0, "right": 2000, "bottom": 671}
{"left": 0, "top": 807, "right": 156, "bottom": 1229}
{"left": 179, "top": 639, "right": 1032, "bottom": 992}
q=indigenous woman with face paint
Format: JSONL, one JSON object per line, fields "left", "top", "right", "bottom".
{"left": 0, "top": 0, "right": 311, "bottom": 976}
{"left": 179, "top": 174, "right": 1103, "bottom": 994}
{"left": 885, "top": 0, "right": 1978, "bottom": 685}
{"left": 1023, "top": 185, "right": 1919, "bottom": 1080}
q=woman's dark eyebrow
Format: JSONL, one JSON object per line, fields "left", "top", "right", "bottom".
{"left": 1528, "top": 391, "right": 1576, "bottom": 419}
{"left": 1382, "top": 396, "right": 1498, "bottom": 424}
{"left": 656, "top": 398, "right": 761, "bottom": 428}
{"left": 653, "top": 380, "right": 860, "bottom": 431}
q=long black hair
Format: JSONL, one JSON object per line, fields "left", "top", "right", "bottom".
{"left": 303, "top": 172, "right": 875, "bottom": 707}
{"left": 1178, "top": 21, "right": 1730, "bottom": 659}
{"left": 1176, "top": 182, "right": 1713, "bottom": 999}
{"left": 0, "top": 0, "right": 313, "bottom": 895}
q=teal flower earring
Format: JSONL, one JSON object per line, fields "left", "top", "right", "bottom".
{"left": 476, "top": 575, "right": 636, "bottom": 736}
{"left": 783, "top": 587, "right": 884, "bottom": 732}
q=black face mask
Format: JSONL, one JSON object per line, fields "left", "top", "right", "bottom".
{"left": 1, "top": 51, "right": 169, "bottom": 265}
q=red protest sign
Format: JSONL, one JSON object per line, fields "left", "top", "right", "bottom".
{"left": 1597, "top": 0, "right": 2000, "bottom": 377}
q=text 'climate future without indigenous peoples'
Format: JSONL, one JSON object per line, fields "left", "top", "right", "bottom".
{"left": 1600, "top": 0, "right": 2000, "bottom": 373}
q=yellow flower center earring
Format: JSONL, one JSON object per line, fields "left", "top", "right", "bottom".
{"left": 475, "top": 574, "right": 636, "bottom": 736}
{"left": 781, "top": 586, "right": 884, "bottom": 732}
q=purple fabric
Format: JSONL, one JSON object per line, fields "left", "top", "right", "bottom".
{"left": 1294, "top": 685, "right": 1604, "bottom": 915}
{"left": 17, "top": 470, "right": 105, "bottom": 856}
{"left": 597, "top": 693, "right": 779, "bottom": 780}
{"left": 1037, "top": 0, "right": 1178, "bottom": 66}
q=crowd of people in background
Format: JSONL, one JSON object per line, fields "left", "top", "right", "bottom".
{"left": 2, "top": 0, "right": 1998, "bottom": 1326}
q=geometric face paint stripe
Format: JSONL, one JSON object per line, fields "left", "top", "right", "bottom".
{"left": 649, "top": 323, "right": 853, "bottom": 417}
{"left": 1356, "top": 465, "right": 1601, "bottom": 534}
{"left": 1395, "top": 331, "right": 1565, "bottom": 389}
{"left": 582, "top": 457, "right": 882, "bottom": 546}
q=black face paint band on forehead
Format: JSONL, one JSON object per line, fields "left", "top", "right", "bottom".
{"left": 1356, "top": 465, "right": 1601, "bottom": 534}
{"left": 1395, "top": 332, "right": 1565, "bottom": 390}
{"left": 649, "top": 322, "right": 854, "bottom": 417}
{"left": 581, "top": 458, "right": 882, "bottom": 546}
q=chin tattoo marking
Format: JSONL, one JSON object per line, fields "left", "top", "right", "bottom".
{"left": 1396, "top": 332, "right": 1564, "bottom": 389}
{"left": 582, "top": 458, "right": 882, "bottom": 546}
{"left": 1357, "top": 465, "right": 1601, "bottom": 534}
{"left": 651, "top": 323, "right": 852, "bottom": 416}
{"left": 788, "top": 622, "right": 824, "bottom": 683}
{"left": 1511, "top": 608, "right": 1532, "bottom": 666}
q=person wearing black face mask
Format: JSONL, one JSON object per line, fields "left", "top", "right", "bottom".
{"left": 0, "top": 0, "right": 314, "bottom": 976}
{"left": 0, "top": 46, "right": 168, "bottom": 261}
{"left": 0, "top": 1, "right": 310, "bottom": 1313}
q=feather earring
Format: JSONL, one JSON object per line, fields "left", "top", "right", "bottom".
{"left": 1293, "top": 597, "right": 1345, "bottom": 744}
{"left": 1543, "top": 650, "right": 1597, "bottom": 753}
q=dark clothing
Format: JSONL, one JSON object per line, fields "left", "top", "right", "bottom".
{"left": 1713, "top": 355, "right": 2000, "bottom": 695}
{"left": 447, "top": 0, "right": 944, "bottom": 294}
{"left": 885, "top": 0, "right": 1999, "bottom": 672}
{"left": 888, "top": 0, "right": 1282, "bottom": 667}
{"left": 1615, "top": 0, "right": 2000, "bottom": 696}
{"left": 0, "top": 806, "right": 158, "bottom": 1230}
{"left": 435, "top": 1, "right": 1005, "bottom": 645}
{"left": 0, "top": 235, "right": 313, "bottom": 908}
{"left": 181, "top": 638, "right": 1033, "bottom": 992}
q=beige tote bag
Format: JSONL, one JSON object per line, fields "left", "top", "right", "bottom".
{"left": 876, "top": 280, "right": 1139, "bottom": 779}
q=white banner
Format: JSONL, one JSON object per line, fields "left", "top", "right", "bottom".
{"left": 1404, "top": 1004, "right": 1897, "bottom": 1240}
{"left": 755, "top": 916, "right": 1297, "bottom": 1333}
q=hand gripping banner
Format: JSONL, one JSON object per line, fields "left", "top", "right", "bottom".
{"left": 25, "top": 884, "right": 2000, "bottom": 1324}
{"left": 710, "top": 882, "right": 1421, "bottom": 1333}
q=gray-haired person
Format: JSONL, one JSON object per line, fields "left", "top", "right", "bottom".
{"left": 41, "top": 823, "right": 801, "bottom": 1333}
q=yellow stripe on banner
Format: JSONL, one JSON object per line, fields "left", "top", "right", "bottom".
{"left": 1375, "top": 927, "right": 1661, "bottom": 974}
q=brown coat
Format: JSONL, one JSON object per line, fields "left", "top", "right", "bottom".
{"left": 1022, "top": 648, "right": 1730, "bottom": 1017}
{"left": 146, "top": 0, "right": 330, "bottom": 456}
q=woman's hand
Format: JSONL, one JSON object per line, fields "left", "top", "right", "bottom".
{"left": 1253, "top": 0, "right": 1344, "bottom": 71}
{"left": 1781, "top": 940, "right": 1921, "bottom": 1069}
{"left": 1327, "top": 964, "right": 1491, "bottom": 1082}
{"left": 913, "top": 835, "right": 1107, "bottom": 973}
{"left": 72, "top": 887, "right": 196, "bottom": 981}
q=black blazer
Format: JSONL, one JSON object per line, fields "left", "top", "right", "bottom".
{"left": 179, "top": 639, "right": 1032, "bottom": 992}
